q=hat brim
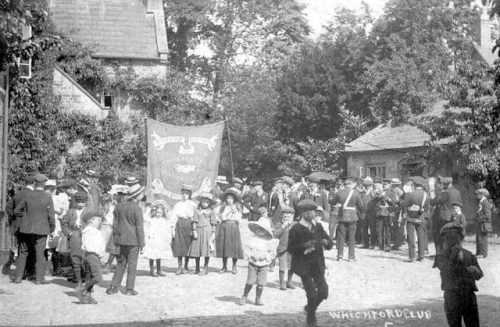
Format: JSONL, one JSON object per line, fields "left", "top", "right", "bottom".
{"left": 220, "top": 190, "right": 241, "bottom": 202}
{"left": 248, "top": 222, "right": 273, "bottom": 240}
{"left": 196, "top": 195, "right": 217, "bottom": 206}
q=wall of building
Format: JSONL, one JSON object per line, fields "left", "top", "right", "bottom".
{"left": 53, "top": 67, "right": 108, "bottom": 120}
{"left": 101, "top": 59, "right": 168, "bottom": 122}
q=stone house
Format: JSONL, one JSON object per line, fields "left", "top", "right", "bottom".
{"left": 49, "top": 0, "right": 169, "bottom": 121}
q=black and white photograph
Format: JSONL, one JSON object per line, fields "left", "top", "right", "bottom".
{"left": 0, "top": 0, "right": 499, "bottom": 326}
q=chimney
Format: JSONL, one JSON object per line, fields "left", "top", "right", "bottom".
{"left": 147, "top": 0, "right": 162, "bottom": 13}
{"left": 479, "top": 6, "right": 493, "bottom": 48}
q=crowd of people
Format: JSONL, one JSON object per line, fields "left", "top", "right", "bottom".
{"left": 1, "top": 170, "right": 494, "bottom": 327}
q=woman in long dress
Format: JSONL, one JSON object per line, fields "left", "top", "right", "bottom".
{"left": 216, "top": 187, "right": 244, "bottom": 274}
{"left": 171, "top": 184, "right": 198, "bottom": 274}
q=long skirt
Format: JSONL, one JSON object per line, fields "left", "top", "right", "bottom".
{"left": 172, "top": 218, "right": 192, "bottom": 257}
{"left": 215, "top": 221, "right": 243, "bottom": 259}
{"left": 187, "top": 225, "right": 212, "bottom": 257}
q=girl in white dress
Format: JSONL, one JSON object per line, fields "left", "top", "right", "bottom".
{"left": 143, "top": 200, "right": 173, "bottom": 277}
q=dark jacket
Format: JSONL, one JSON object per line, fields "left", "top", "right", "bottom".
{"left": 14, "top": 188, "right": 55, "bottom": 236}
{"left": 360, "top": 189, "right": 376, "bottom": 220}
{"left": 274, "top": 221, "right": 293, "bottom": 255}
{"left": 5, "top": 186, "right": 33, "bottom": 234}
{"left": 61, "top": 209, "right": 84, "bottom": 257}
{"left": 433, "top": 247, "right": 483, "bottom": 292}
{"left": 431, "top": 186, "right": 463, "bottom": 222}
{"left": 332, "top": 188, "right": 363, "bottom": 222}
{"left": 288, "top": 221, "right": 333, "bottom": 277}
{"left": 247, "top": 191, "right": 269, "bottom": 220}
{"left": 400, "top": 188, "right": 430, "bottom": 222}
{"left": 113, "top": 200, "right": 145, "bottom": 247}
{"left": 476, "top": 198, "right": 492, "bottom": 233}
{"left": 301, "top": 190, "right": 330, "bottom": 221}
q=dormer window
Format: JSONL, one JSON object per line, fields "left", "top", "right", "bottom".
{"left": 102, "top": 90, "right": 113, "bottom": 108}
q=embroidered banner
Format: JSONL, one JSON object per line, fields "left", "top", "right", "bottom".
{"left": 146, "top": 119, "right": 225, "bottom": 206}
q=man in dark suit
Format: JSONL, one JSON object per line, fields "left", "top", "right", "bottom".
{"left": 332, "top": 178, "right": 363, "bottom": 261}
{"left": 288, "top": 199, "right": 333, "bottom": 327}
{"left": 430, "top": 177, "right": 462, "bottom": 255}
{"left": 3, "top": 175, "right": 35, "bottom": 275}
{"left": 12, "top": 174, "right": 55, "bottom": 284}
{"left": 106, "top": 185, "right": 145, "bottom": 296}
{"left": 300, "top": 179, "right": 330, "bottom": 222}
{"left": 247, "top": 181, "right": 268, "bottom": 221}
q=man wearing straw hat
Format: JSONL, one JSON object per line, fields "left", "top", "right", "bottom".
{"left": 288, "top": 199, "right": 333, "bottom": 327}
{"left": 106, "top": 184, "right": 145, "bottom": 296}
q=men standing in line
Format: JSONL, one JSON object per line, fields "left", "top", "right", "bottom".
{"left": 288, "top": 199, "right": 333, "bottom": 327}
{"left": 106, "top": 184, "right": 145, "bottom": 296}
{"left": 360, "top": 177, "right": 377, "bottom": 249}
{"left": 430, "top": 177, "right": 463, "bottom": 255}
{"left": 247, "top": 181, "right": 268, "bottom": 221}
{"left": 12, "top": 174, "right": 55, "bottom": 284}
{"left": 332, "top": 178, "right": 363, "bottom": 261}
{"left": 400, "top": 176, "right": 429, "bottom": 262}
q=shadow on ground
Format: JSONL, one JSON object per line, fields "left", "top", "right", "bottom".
{"left": 17, "top": 294, "right": 499, "bottom": 327}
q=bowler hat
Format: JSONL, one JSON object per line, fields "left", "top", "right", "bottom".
{"left": 297, "top": 199, "right": 317, "bottom": 212}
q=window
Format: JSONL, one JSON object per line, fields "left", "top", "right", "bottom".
{"left": 102, "top": 90, "right": 113, "bottom": 108}
{"left": 366, "top": 164, "right": 386, "bottom": 179}
{"left": 401, "top": 162, "right": 424, "bottom": 177}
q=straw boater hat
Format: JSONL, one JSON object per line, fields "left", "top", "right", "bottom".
{"left": 221, "top": 187, "right": 241, "bottom": 202}
{"left": 390, "top": 178, "right": 401, "bottom": 185}
{"left": 128, "top": 184, "right": 145, "bottom": 200}
{"left": 124, "top": 176, "right": 140, "bottom": 186}
{"left": 195, "top": 192, "right": 217, "bottom": 206}
{"left": 216, "top": 176, "right": 229, "bottom": 185}
{"left": 248, "top": 220, "right": 273, "bottom": 240}
{"left": 475, "top": 188, "right": 490, "bottom": 197}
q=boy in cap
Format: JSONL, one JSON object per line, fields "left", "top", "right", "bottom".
{"left": 77, "top": 212, "right": 106, "bottom": 304}
{"left": 475, "top": 188, "right": 492, "bottom": 258}
{"left": 239, "top": 219, "right": 277, "bottom": 306}
{"left": 273, "top": 206, "right": 296, "bottom": 290}
{"left": 288, "top": 199, "right": 333, "bottom": 327}
{"left": 247, "top": 181, "right": 268, "bottom": 221}
{"left": 433, "top": 223, "right": 483, "bottom": 327}
{"left": 61, "top": 191, "right": 89, "bottom": 286}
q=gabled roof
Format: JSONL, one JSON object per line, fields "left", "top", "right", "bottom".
{"left": 49, "top": 0, "right": 168, "bottom": 61}
{"left": 345, "top": 101, "right": 462, "bottom": 153}
{"left": 472, "top": 42, "right": 498, "bottom": 66}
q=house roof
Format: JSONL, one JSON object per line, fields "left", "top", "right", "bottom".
{"left": 472, "top": 42, "right": 498, "bottom": 66}
{"left": 49, "top": 0, "right": 168, "bottom": 61}
{"left": 345, "top": 101, "right": 463, "bottom": 153}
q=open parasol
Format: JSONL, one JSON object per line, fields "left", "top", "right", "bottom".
{"left": 307, "top": 172, "right": 336, "bottom": 183}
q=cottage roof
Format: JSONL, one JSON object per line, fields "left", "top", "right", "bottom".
{"left": 345, "top": 101, "right": 464, "bottom": 153}
{"left": 49, "top": 0, "right": 168, "bottom": 61}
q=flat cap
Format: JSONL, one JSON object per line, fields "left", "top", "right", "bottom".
{"left": 409, "top": 176, "right": 426, "bottom": 187}
{"left": 34, "top": 174, "right": 48, "bottom": 183}
{"left": 281, "top": 206, "right": 295, "bottom": 214}
{"left": 233, "top": 177, "right": 243, "bottom": 185}
{"left": 440, "top": 177, "right": 453, "bottom": 184}
{"left": 297, "top": 199, "right": 317, "bottom": 212}
{"left": 475, "top": 188, "right": 490, "bottom": 197}
{"left": 281, "top": 176, "right": 295, "bottom": 186}
{"left": 252, "top": 180, "right": 263, "bottom": 186}
{"left": 257, "top": 206, "right": 268, "bottom": 215}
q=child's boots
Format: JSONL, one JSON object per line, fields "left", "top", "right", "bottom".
{"left": 239, "top": 284, "right": 252, "bottom": 305}
{"left": 255, "top": 285, "right": 264, "bottom": 306}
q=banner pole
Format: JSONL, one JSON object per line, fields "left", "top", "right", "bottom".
{"left": 224, "top": 115, "right": 235, "bottom": 181}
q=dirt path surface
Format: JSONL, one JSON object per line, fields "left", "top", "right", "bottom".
{"left": 1, "top": 221, "right": 499, "bottom": 327}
